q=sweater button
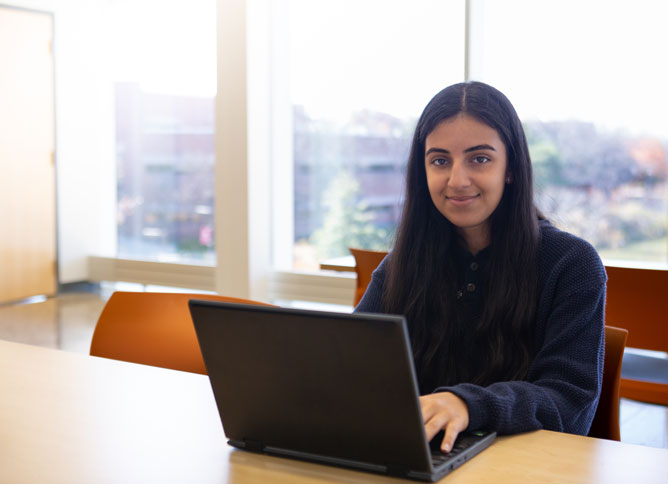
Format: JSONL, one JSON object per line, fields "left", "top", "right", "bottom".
{"left": 470, "top": 262, "right": 479, "bottom": 271}
{"left": 466, "top": 283, "right": 476, "bottom": 292}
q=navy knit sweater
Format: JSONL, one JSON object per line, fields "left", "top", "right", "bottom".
{"left": 354, "top": 220, "right": 606, "bottom": 436}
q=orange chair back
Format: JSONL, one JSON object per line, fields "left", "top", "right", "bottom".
{"left": 605, "top": 265, "right": 668, "bottom": 405}
{"left": 349, "top": 248, "right": 388, "bottom": 306}
{"left": 605, "top": 265, "right": 667, "bottom": 352}
{"left": 589, "top": 325, "right": 628, "bottom": 441}
{"left": 90, "top": 291, "right": 273, "bottom": 374}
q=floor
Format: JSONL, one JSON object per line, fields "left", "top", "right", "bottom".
{"left": 0, "top": 283, "right": 666, "bottom": 450}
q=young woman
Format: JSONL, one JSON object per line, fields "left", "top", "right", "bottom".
{"left": 355, "top": 81, "right": 606, "bottom": 453}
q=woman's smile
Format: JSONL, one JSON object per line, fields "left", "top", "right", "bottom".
{"left": 445, "top": 194, "right": 481, "bottom": 207}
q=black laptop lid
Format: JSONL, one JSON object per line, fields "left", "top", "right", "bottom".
{"left": 189, "top": 300, "right": 433, "bottom": 472}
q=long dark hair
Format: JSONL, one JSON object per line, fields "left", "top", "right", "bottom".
{"left": 383, "top": 81, "right": 541, "bottom": 392}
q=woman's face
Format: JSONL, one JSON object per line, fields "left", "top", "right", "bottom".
{"left": 424, "top": 113, "right": 508, "bottom": 253}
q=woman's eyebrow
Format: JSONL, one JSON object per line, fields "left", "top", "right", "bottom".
{"left": 425, "top": 144, "right": 496, "bottom": 156}
{"left": 464, "top": 144, "right": 496, "bottom": 153}
{"left": 425, "top": 147, "right": 450, "bottom": 156}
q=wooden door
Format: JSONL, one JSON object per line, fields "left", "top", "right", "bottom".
{"left": 0, "top": 6, "right": 56, "bottom": 303}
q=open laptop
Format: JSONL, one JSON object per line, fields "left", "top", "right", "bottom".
{"left": 189, "top": 300, "right": 496, "bottom": 482}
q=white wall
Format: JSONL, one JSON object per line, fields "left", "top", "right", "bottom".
{"left": 3, "top": 0, "right": 116, "bottom": 283}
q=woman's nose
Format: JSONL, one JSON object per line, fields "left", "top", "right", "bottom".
{"left": 447, "top": 160, "right": 470, "bottom": 188}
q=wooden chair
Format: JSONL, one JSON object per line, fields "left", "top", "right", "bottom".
{"left": 589, "top": 325, "right": 628, "bottom": 441}
{"left": 90, "top": 291, "right": 273, "bottom": 374}
{"left": 349, "top": 248, "right": 388, "bottom": 306}
{"left": 605, "top": 265, "right": 668, "bottom": 406}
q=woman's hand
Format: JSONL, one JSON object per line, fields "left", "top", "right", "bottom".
{"left": 419, "top": 392, "right": 470, "bottom": 453}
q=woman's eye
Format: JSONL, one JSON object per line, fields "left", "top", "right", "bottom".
{"left": 472, "top": 155, "right": 491, "bottom": 164}
{"left": 431, "top": 158, "right": 448, "bottom": 166}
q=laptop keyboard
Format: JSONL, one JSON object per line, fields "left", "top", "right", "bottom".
{"left": 430, "top": 431, "right": 488, "bottom": 467}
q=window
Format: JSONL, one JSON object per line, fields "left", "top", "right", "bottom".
{"left": 111, "top": 0, "right": 217, "bottom": 264}
{"left": 89, "top": 0, "right": 666, "bottom": 303}
{"left": 287, "top": 0, "right": 465, "bottom": 270}
{"left": 280, "top": 0, "right": 668, "bottom": 273}
{"left": 472, "top": 0, "right": 668, "bottom": 264}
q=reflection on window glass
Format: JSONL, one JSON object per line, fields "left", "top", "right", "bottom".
{"left": 289, "top": 0, "right": 465, "bottom": 270}
{"left": 475, "top": 0, "right": 668, "bottom": 264}
{"left": 112, "top": 0, "right": 216, "bottom": 263}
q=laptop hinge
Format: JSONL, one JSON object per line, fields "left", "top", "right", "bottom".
{"left": 243, "top": 438, "right": 264, "bottom": 452}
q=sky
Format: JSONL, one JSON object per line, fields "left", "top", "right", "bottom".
{"left": 108, "top": 0, "right": 216, "bottom": 97}
{"left": 288, "top": 0, "right": 668, "bottom": 137}
{"left": 107, "top": 0, "right": 667, "bottom": 137}
{"left": 475, "top": 0, "right": 668, "bottom": 137}
{"left": 288, "top": 0, "right": 465, "bottom": 121}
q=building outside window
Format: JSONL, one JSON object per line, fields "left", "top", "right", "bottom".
{"left": 111, "top": 0, "right": 216, "bottom": 264}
